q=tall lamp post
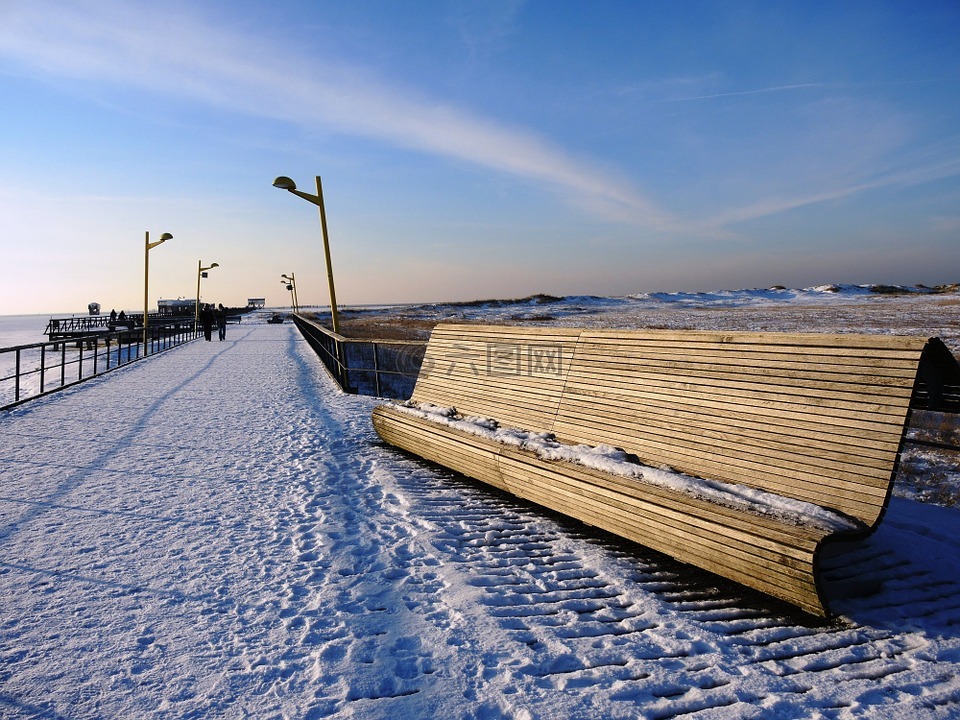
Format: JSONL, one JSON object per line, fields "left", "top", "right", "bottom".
{"left": 272, "top": 175, "right": 340, "bottom": 333}
{"left": 144, "top": 231, "right": 173, "bottom": 352}
{"left": 281, "top": 273, "right": 298, "bottom": 312}
{"left": 195, "top": 261, "right": 220, "bottom": 333}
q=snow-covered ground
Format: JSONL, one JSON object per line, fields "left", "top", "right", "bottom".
{"left": 2, "top": 292, "right": 960, "bottom": 719}
{"left": 342, "top": 285, "right": 960, "bottom": 350}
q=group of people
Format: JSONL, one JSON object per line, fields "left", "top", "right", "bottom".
{"left": 107, "top": 309, "right": 132, "bottom": 329}
{"left": 199, "top": 303, "right": 228, "bottom": 341}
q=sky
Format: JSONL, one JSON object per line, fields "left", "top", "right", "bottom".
{"left": 1, "top": 0, "right": 959, "bottom": 315}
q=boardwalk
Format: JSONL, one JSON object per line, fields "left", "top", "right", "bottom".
{"left": 2, "top": 321, "right": 960, "bottom": 719}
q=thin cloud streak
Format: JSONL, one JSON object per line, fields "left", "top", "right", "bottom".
{"left": 666, "top": 82, "right": 825, "bottom": 102}
{"left": 666, "top": 78, "right": 955, "bottom": 104}
{"left": 0, "top": 1, "right": 680, "bottom": 231}
{"left": 706, "top": 155, "right": 960, "bottom": 228}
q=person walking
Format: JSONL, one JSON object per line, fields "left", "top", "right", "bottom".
{"left": 216, "top": 304, "right": 227, "bottom": 341}
{"left": 200, "top": 304, "right": 214, "bottom": 341}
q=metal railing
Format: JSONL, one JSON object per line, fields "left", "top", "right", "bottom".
{"left": 291, "top": 314, "right": 425, "bottom": 399}
{"left": 42, "top": 311, "right": 180, "bottom": 340}
{"left": 1, "top": 319, "right": 197, "bottom": 410}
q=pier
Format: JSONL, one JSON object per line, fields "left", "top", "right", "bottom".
{"left": 1, "top": 320, "right": 960, "bottom": 718}
{"left": 2, "top": 318, "right": 196, "bottom": 409}
{"left": 44, "top": 313, "right": 158, "bottom": 342}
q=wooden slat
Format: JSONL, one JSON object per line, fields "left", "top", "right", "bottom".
{"left": 557, "top": 386, "right": 906, "bottom": 454}
{"left": 574, "top": 343, "right": 924, "bottom": 373}
{"left": 497, "top": 455, "right": 826, "bottom": 612}
{"left": 558, "top": 393, "right": 905, "bottom": 469}
{"left": 571, "top": 355, "right": 918, "bottom": 401}
{"left": 564, "top": 367, "right": 915, "bottom": 420}
{"left": 579, "top": 327, "right": 928, "bottom": 351}
{"left": 557, "top": 395, "right": 902, "bottom": 463}
{"left": 559, "top": 380, "right": 909, "bottom": 437}
{"left": 574, "top": 346, "right": 920, "bottom": 380}
{"left": 557, "top": 408, "right": 899, "bottom": 485}
{"left": 498, "top": 447, "right": 827, "bottom": 545}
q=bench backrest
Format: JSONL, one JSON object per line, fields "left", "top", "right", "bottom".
{"left": 555, "top": 329, "right": 926, "bottom": 527}
{"left": 411, "top": 324, "right": 929, "bottom": 527}
{"left": 411, "top": 324, "right": 581, "bottom": 432}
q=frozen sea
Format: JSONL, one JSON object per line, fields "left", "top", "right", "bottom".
{"left": 2, "top": 289, "right": 960, "bottom": 719}
{"left": 0, "top": 314, "right": 59, "bottom": 350}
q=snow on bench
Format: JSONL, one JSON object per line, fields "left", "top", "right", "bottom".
{"left": 372, "top": 324, "right": 940, "bottom": 616}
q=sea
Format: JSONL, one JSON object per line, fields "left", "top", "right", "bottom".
{"left": 0, "top": 313, "right": 59, "bottom": 349}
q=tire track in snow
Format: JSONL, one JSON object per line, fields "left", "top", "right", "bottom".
{"left": 375, "top": 442, "right": 960, "bottom": 718}
{"left": 380, "top": 461, "right": 751, "bottom": 716}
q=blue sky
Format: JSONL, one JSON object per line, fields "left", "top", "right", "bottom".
{"left": 1, "top": 0, "right": 958, "bottom": 314}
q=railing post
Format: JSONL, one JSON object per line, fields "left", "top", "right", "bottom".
{"left": 337, "top": 338, "right": 347, "bottom": 390}
{"left": 14, "top": 349, "right": 21, "bottom": 403}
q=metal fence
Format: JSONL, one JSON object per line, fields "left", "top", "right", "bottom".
{"left": 0, "top": 320, "right": 197, "bottom": 410}
{"left": 291, "top": 314, "right": 425, "bottom": 399}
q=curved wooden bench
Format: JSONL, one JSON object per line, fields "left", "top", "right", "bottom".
{"left": 372, "top": 324, "right": 942, "bottom": 616}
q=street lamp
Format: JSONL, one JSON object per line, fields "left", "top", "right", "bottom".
{"left": 281, "top": 273, "right": 298, "bottom": 312}
{"left": 195, "top": 261, "right": 220, "bottom": 333}
{"left": 144, "top": 231, "right": 173, "bottom": 352}
{"left": 272, "top": 175, "right": 340, "bottom": 333}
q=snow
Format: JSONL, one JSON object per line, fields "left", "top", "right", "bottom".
{"left": 389, "top": 401, "right": 859, "bottom": 533}
{"left": 1, "top": 297, "right": 960, "bottom": 719}
{"left": 349, "top": 285, "right": 960, "bottom": 354}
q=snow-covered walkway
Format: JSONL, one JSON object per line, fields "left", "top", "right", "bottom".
{"left": 2, "top": 321, "right": 960, "bottom": 719}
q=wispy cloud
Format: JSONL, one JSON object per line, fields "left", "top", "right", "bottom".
{"left": 706, "top": 153, "right": 960, "bottom": 228}
{"left": 664, "top": 78, "right": 956, "bottom": 104}
{"left": 0, "top": 0, "right": 680, "bottom": 231}
{"left": 666, "top": 82, "right": 825, "bottom": 102}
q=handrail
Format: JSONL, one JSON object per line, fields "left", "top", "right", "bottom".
{"left": 1, "top": 319, "right": 197, "bottom": 410}
{"left": 43, "top": 312, "right": 173, "bottom": 337}
{"left": 290, "top": 314, "right": 425, "bottom": 399}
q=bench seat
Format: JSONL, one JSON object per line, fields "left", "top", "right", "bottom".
{"left": 372, "top": 324, "right": 943, "bottom": 616}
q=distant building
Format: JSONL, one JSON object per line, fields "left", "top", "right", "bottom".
{"left": 158, "top": 298, "right": 196, "bottom": 316}
{"left": 247, "top": 298, "right": 266, "bottom": 309}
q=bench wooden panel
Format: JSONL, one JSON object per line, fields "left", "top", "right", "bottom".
{"left": 410, "top": 325, "right": 580, "bottom": 433}
{"left": 554, "top": 330, "right": 926, "bottom": 527}
{"left": 373, "top": 323, "right": 939, "bottom": 616}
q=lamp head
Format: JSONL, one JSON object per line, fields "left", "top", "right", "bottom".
{"left": 210, "top": 263, "right": 219, "bottom": 268}
{"left": 159, "top": 233, "right": 173, "bottom": 242}
{"left": 272, "top": 176, "right": 297, "bottom": 191}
